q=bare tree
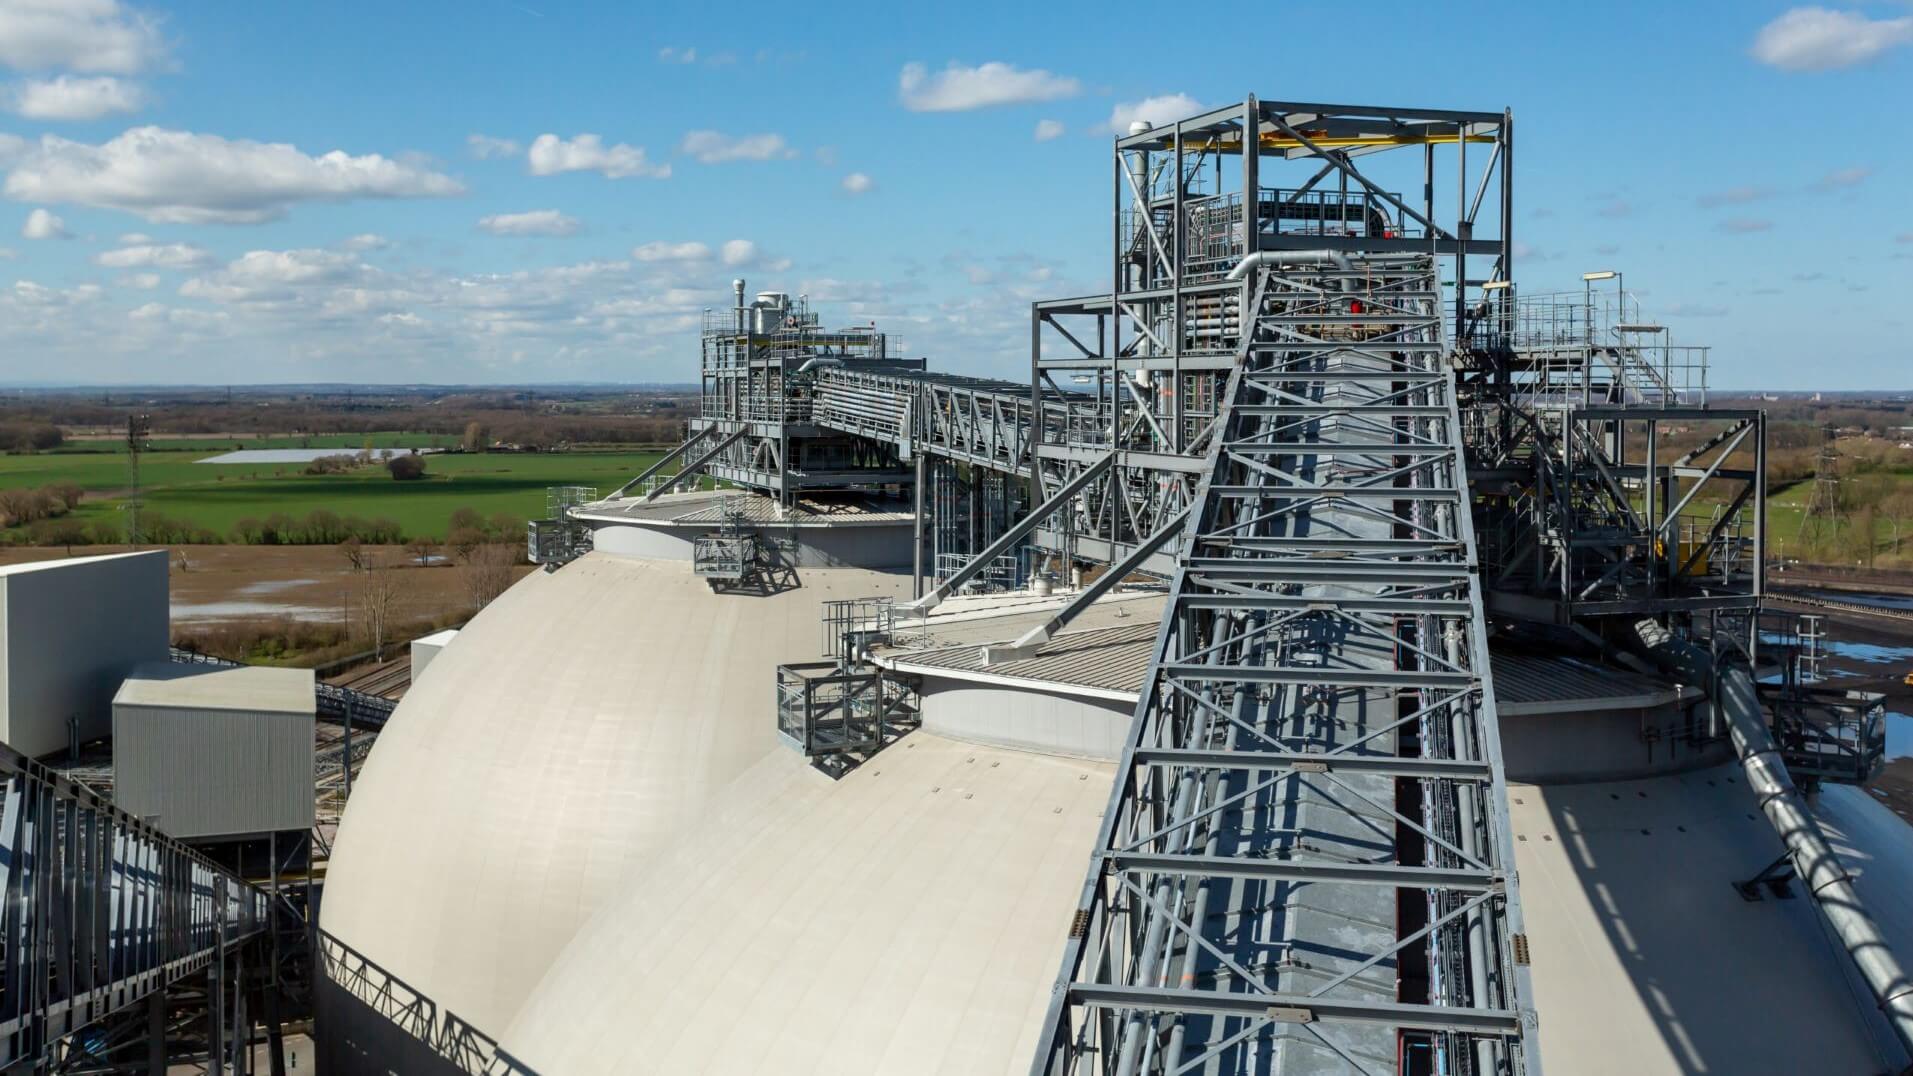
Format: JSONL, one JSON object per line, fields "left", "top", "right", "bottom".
{"left": 1885, "top": 490, "right": 1913, "bottom": 554}
{"left": 355, "top": 559, "right": 408, "bottom": 661}
{"left": 459, "top": 542, "right": 520, "bottom": 611}
{"left": 406, "top": 537, "right": 438, "bottom": 568}
{"left": 337, "top": 536, "right": 366, "bottom": 572}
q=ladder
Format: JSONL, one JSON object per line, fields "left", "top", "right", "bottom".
{"left": 1034, "top": 256, "right": 1539, "bottom": 1075}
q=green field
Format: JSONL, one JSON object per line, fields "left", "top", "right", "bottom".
{"left": 52, "top": 431, "right": 461, "bottom": 454}
{"left": 0, "top": 447, "right": 666, "bottom": 541}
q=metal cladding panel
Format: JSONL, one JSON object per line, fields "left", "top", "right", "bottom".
{"left": 917, "top": 680, "right": 1132, "bottom": 761}
{"left": 0, "top": 551, "right": 169, "bottom": 757}
{"left": 113, "top": 700, "right": 315, "bottom": 840}
{"left": 410, "top": 630, "right": 459, "bottom": 685}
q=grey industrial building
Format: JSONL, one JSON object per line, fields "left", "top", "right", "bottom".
{"left": 113, "top": 661, "right": 316, "bottom": 840}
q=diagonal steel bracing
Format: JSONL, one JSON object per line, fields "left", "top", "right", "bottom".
{"left": 1034, "top": 257, "right": 1538, "bottom": 1076}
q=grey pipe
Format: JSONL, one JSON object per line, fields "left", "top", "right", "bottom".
{"left": 1634, "top": 619, "right": 1913, "bottom": 1059}
{"left": 795, "top": 356, "right": 843, "bottom": 375}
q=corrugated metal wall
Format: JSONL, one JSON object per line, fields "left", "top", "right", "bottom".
{"left": 113, "top": 702, "right": 314, "bottom": 839}
{"left": 0, "top": 552, "right": 169, "bottom": 757}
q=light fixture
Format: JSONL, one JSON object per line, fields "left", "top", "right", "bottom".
{"left": 1582, "top": 270, "right": 1617, "bottom": 281}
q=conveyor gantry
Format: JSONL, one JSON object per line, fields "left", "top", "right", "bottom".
{"left": 1034, "top": 256, "right": 1538, "bottom": 1075}
{"left": 0, "top": 740, "right": 273, "bottom": 1070}
{"left": 812, "top": 365, "right": 1049, "bottom": 478}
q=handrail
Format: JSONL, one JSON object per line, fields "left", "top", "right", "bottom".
{"left": 319, "top": 929, "right": 539, "bottom": 1075}
{"left": 0, "top": 739, "right": 271, "bottom": 1068}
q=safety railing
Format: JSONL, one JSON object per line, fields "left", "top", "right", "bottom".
{"left": 319, "top": 930, "right": 538, "bottom": 1076}
{"left": 0, "top": 741, "right": 271, "bottom": 1069}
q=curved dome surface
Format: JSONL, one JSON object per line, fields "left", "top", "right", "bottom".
{"left": 319, "top": 551, "right": 912, "bottom": 1032}
{"left": 502, "top": 731, "right": 1112, "bottom": 1075}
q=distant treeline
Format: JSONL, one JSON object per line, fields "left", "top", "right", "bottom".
{"left": 0, "top": 392, "right": 689, "bottom": 451}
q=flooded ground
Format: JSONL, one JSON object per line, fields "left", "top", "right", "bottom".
{"left": 195, "top": 447, "right": 439, "bottom": 464}
{"left": 0, "top": 544, "right": 532, "bottom": 628}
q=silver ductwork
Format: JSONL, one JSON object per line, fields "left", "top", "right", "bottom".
{"left": 1633, "top": 618, "right": 1913, "bottom": 1058}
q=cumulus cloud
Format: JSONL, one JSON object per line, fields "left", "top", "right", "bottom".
{"left": 898, "top": 61, "right": 1080, "bottom": 112}
{"left": 9, "top": 75, "right": 143, "bottom": 119}
{"left": 20, "top": 206, "right": 65, "bottom": 238}
{"left": 95, "top": 239, "right": 209, "bottom": 267}
{"left": 720, "top": 239, "right": 757, "bottom": 267}
{"left": 841, "top": 172, "right": 874, "bottom": 195}
{"left": 2, "top": 127, "right": 463, "bottom": 224}
{"left": 466, "top": 133, "right": 520, "bottom": 159}
{"left": 678, "top": 130, "right": 796, "bottom": 164}
{"left": 0, "top": 0, "right": 167, "bottom": 74}
{"left": 631, "top": 240, "right": 710, "bottom": 263}
{"left": 1812, "top": 165, "right": 1870, "bottom": 190}
{"left": 1106, "top": 94, "right": 1202, "bottom": 134}
{"left": 119, "top": 271, "right": 156, "bottom": 288}
{"left": 527, "top": 133, "right": 669, "bottom": 179}
{"left": 1719, "top": 217, "right": 1774, "bottom": 233}
{"left": 1751, "top": 7, "right": 1913, "bottom": 71}
{"left": 477, "top": 208, "right": 580, "bottom": 236}
{"left": 180, "top": 247, "right": 366, "bottom": 303}
{"left": 1033, "top": 119, "right": 1064, "bottom": 142}
{"left": 339, "top": 233, "right": 387, "bottom": 251}
{"left": 1696, "top": 185, "right": 1771, "bottom": 208}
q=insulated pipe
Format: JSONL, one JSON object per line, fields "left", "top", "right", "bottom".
{"left": 794, "top": 356, "right": 844, "bottom": 375}
{"left": 1225, "top": 249, "right": 1351, "bottom": 282}
{"left": 1635, "top": 619, "right": 1913, "bottom": 1059}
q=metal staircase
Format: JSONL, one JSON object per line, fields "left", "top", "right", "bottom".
{"left": 1034, "top": 256, "right": 1538, "bottom": 1075}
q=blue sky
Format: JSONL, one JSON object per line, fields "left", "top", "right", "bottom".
{"left": 0, "top": 0, "right": 1907, "bottom": 388}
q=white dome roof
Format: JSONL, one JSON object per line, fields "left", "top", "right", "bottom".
{"left": 502, "top": 731, "right": 1113, "bottom": 1074}
{"left": 319, "top": 552, "right": 913, "bottom": 1032}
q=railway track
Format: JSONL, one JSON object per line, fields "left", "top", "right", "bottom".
{"left": 1769, "top": 589, "right": 1913, "bottom": 625}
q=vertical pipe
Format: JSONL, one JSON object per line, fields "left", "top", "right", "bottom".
{"left": 913, "top": 453, "right": 925, "bottom": 600}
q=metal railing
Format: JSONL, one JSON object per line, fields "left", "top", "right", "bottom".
{"left": 0, "top": 741, "right": 271, "bottom": 1069}
{"left": 171, "top": 648, "right": 398, "bottom": 727}
{"left": 319, "top": 930, "right": 538, "bottom": 1075}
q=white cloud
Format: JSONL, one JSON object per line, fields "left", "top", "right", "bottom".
{"left": 0, "top": 0, "right": 167, "bottom": 74}
{"left": 841, "top": 172, "right": 874, "bottom": 195}
{"left": 1696, "top": 185, "right": 1770, "bottom": 208}
{"left": 658, "top": 46, "right": 696, "bottom": 64}
{"left": 678, "top": 130, "right": 796, "bottom": 164}
{"left": 21, "top": 206, "right": 65, "bottom": 238}
{"left": 477, "top": 208, "right": 580, "bottom": 236}
{"left": 120, "top": 271, "right": 157, "bottom": 288}
{"left": 527, "top": 133, "right": 669, "bottom": 179}
{"left": 340, "top": 232, "right": 387, "bottom": 251}
{"left": 1033, "top": 119, "right": 1065, "bottom": 142}
{"left": 95, "top": 240, "right": 209, "bottom": 267}
{"left": 720, "top": 239, "right": 757, "bottom": 267}
{"left": 466, "top": 133, "right": 521, "bottom": 159}
{"left": 1813, "top": 165, "right": 1870, "bottom": 190}
{"left": 1105, "top": 94, "right": 1202, "bottom": 134}
{"left": 9, "top": 75, "right": 143, "bottom": 119}
{"left": 180, "top": 247, "right": 365, "bottom": 303}
{"left": 3, "top": 127, "right": 463, "bottom": 224}
{"left": 898, "top": 61, "right": 1080, "bottom": 112}
{"left": 631, "top": 240, "right": 709, "bottom": 262}
{"left": 1751, "top": 7, "right": 1913, "bottom": 71}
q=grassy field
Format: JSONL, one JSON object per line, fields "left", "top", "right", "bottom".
{"left": 0, "top": 446, "right": 666, "bottom": 541}
{"left": 53, "top": 431, "right": 461, "bottom": 454}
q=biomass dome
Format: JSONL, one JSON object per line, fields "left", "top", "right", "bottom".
{"left": 318, "top": 550, "right": 913, "bottom": 1040}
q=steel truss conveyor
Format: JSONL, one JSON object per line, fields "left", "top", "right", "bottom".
{"left": 1035, "top": 256, "right": 1538, "bottom": 1076}
{"left": 811, "top": 365, "right": 1049, "bottom": 478}
{"left": 0, "top": 740, "right": 271, "bottom": 1070}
